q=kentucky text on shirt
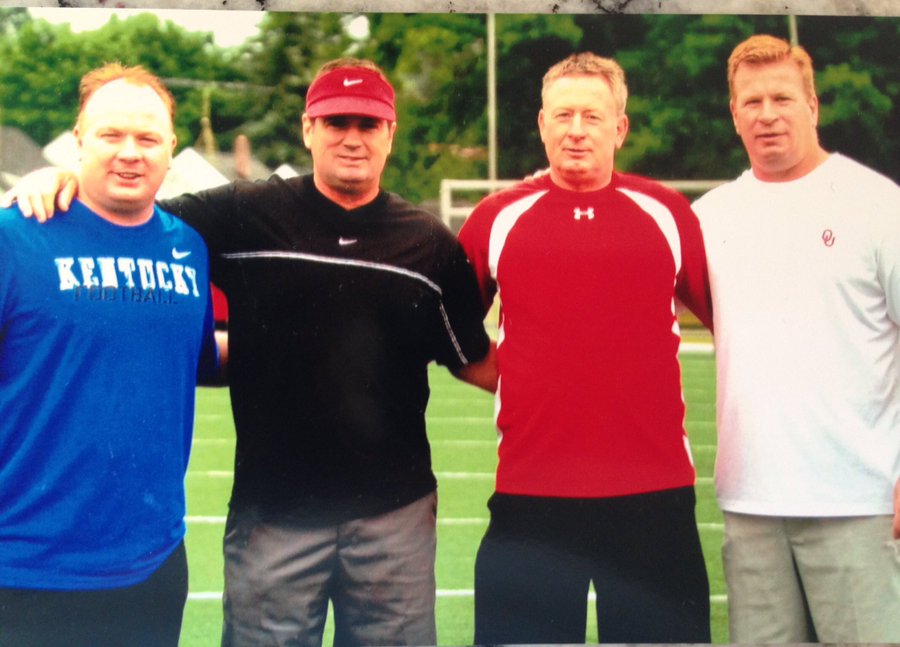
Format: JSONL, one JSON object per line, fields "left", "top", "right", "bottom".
{"left": 54, "top": 256, "right": 201, "bottom": 298}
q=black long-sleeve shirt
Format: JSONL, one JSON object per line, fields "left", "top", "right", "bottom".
{"left": 162, "top": 174, "right": 490, "bottom": 523}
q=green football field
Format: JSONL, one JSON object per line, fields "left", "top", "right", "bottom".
{"left": 179, "top": 349, "right": 726, "bottom": 645}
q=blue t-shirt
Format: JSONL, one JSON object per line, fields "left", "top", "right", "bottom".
{"left": 0, "top": 200, "right": 217, "bottom": 590}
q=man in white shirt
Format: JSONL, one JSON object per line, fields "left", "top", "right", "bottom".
{"left": 693, "top": 33, "right": 900, "bottom": 642}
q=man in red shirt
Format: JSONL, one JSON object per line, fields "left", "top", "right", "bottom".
{"left": 458, "top": 52, "right": 713, "bottom": 644}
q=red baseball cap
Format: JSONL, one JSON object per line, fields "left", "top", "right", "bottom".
{"left": 305, "top": 67, "right": 396, "bottom": 121}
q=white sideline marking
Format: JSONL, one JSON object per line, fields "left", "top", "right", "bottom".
{"left": 194, "top": 440, "right": 714, "bottom": 450}
{"left": 192, "top": 438, "right": 712, "bottom": 451}
{"left": 186, "top": 516, "right": 227, "bottom": 524}
{"left": 188, "top": 592, "right": 223, "bottom": 600}
{"left": 186, "top": 471, "right": 714, "bottom": 487}
{"left": 184, "top": 516, "right": 493, "bottom": 526}
{"left": 185, "top": 517, "right": 724, "bottom": 532}
{"left": 680, "top": 341, "right": 714, "bottom": 354}
{"left": 192, "top": 438, "right": 499, "bottom": 447}
{"left": 195, "top": 413, "right": 229, "bottom": 421}
{"left": 187, "top": 590, "right": 729, "bottom": 604}
{"left": 186, "top": 470, "right": 500, "bottom": 480}
{"left": 437, "top": 472, "right": 495, "bottom": 480}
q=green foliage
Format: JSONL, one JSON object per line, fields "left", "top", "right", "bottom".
{"left": 580, "top": 15, "right": 748, "bottom": 179}
{"left": 0, "top": 7, "right": 29, "bottom": 38}
{"left": 801, "top": 16, "right": 899, "bottom": 180}
{"left": 232, "top": 12, "right": 352, "bottom": 170}
{"left": 1, "top": 20, "right": 85, "bottom": 144}
{"left": 0, "top": 12, "right": 244, "bottom": 153}
{"left": 361, "top": 14, "right": 491, "bottom": 202}
{"left": 2, "top": 12, "right": 898, "bottom": 198}
{"left": 358, "top": 13, "right": 583, "bottom": 201}
{"left": 494, "top": 14, "right": 583, "bottom": 179}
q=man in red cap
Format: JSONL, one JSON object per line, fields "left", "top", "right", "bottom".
{"left": 4, "top": 57, "right": 495, "bottom": 647}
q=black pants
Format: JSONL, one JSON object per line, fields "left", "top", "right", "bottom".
{"left": 0, "top": 542, "right": 188, "bottom": 647}
{"left": 474, "top": 488, "right": 711, "bottom": 644}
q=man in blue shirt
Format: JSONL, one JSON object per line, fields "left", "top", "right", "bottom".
{"left": 0, "top": 63, "right": 217, "bottom": 646}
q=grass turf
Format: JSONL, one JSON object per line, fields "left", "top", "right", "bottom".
{"left": 181, "top": 350, "right": 725, "bottom": 645}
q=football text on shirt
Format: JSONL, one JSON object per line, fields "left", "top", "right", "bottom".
{"left": 54, "top": 255, "right": 202, "bottom": 303}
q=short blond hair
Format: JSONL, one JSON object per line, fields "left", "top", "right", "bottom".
{"left": 313, "top": 57, "right": 390, "bottom": 84}
{"left": 79, "top": 62, "right": 175, "bottom": 127}
{"left": 542, "top": 52, "right": 628, "bottom": 115}
{"left": 728, "top": 34, "right": 816, "bottom": 100}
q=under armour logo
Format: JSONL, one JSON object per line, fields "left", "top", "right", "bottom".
{"left": 573, "top": 207, "right": 595, "bottom": 221}
{"left": 822, "top": 229, "right": 836, "bottom": 247}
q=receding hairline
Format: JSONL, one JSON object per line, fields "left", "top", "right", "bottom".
{"left": 541, "top": 52, "right": 628, "bottom": 115}
{"left": 77, "top": 62, "right": 176, "bottom": 130}
{"left": 727, "top": 34, "right": 816, "bottom": 100}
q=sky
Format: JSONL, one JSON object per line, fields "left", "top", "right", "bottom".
{"left": 27, "top": 8, "right": 267, "bottom": 47}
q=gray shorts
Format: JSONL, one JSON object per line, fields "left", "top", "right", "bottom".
{"left": 723, "top": 512, "right": 900, "bottom": 642}
{"left": 221, "top": 491, "right": 438, "bottom": 647}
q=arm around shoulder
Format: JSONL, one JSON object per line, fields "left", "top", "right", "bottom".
{"left": 0, "top": 167, "right": 78, "bottom": 222}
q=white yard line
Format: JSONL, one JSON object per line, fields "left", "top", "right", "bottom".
{"left": 187, "top": 516, "right": 722, "bottom": 530}
{"left": 187, "top": 471, "right": 714, "bottom": 486}
{"left": 679, "top": 342, "right": 714, "bottom": 354}
{"left": 187, "top": 590, "right": 728, "bottom": 603}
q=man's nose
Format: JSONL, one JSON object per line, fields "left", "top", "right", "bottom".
{"left": 116, "top": 136, "right": 141, "bottom": 159}
{"left": 567, "top": 114, "right": 586, "bottom": 137}
{"left": 759, "top": 98, "right": 779, "bottom": 122}
{"left": 341, "top": 127, "right": 364, "bottom": 145}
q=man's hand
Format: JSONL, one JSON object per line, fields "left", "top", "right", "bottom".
{"left": 451, "top": 341, "right": 498, "bottom": 394}
{"left": 0, "top": 167, "right": 78, "bottom": 222}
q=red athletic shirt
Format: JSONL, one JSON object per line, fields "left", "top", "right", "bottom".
{"left": 458, "top": 173, "right": 713, "bottom": 498}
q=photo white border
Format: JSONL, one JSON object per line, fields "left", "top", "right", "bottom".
{"left": 0, "top": 0, "right": 897, "bottom": 16}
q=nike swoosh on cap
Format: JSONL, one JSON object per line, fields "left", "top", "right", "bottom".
{"left": 338, "top": 237, "right": 358, "bottom": 246}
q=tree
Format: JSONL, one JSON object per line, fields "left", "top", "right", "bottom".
{"left": 0, "top": 7, "right": 29, "bottom": 38}
{"left": 493, "top": 14, "right": 583, "bottom": 179}
{"left": 597, "top": 14, "right": 900, "bottom": 182}
{"left": 3, "top": 12, "right": 897, "bottom": 199}
{"left": 231, "top": 12, "right": 352, "bottom": 170}
{"left": 0, "top": 13, "right": 246, "bottom": 152}
{"left": 361, "top": 13, "right": 490, "bottom": 201}
{"left": 359, "top": 13, "right": 582, "bottom": 202}
{"left": 801, "top": 16, "right": 899, "bottom": 181}
{"left": 0, "top": 20, "right": 88, "bottom": 144}
{"left": 565, "top": 14, "right": 776, "bottom": 180}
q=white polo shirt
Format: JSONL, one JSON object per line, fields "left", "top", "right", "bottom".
{"left": 694, "top": 154, "right": 900, "bottom": 517}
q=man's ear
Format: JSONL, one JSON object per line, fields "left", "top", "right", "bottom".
{"left": 808, "top": 93, "right": 820, "bottom": 127}
{"left": 614, "top": 113, "right": 630, "bottom": 150}
{"left": 301, "top": 114, "right": 313, "bottom": 150}
{"left": 387, "top": 121, "right": 397, "bottom": 154}
{"left": 72, "top": 125, "right": 83, "bottom": 160}
{"left": 729, "top": 99, "right": 740, "bottom": 135}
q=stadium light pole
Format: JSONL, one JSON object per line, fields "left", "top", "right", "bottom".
{"left": 487, "top": 12, "right": 498, "bottom": 182}
{"left": 788, "top": 14, "right": 799, "bottom": 46}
